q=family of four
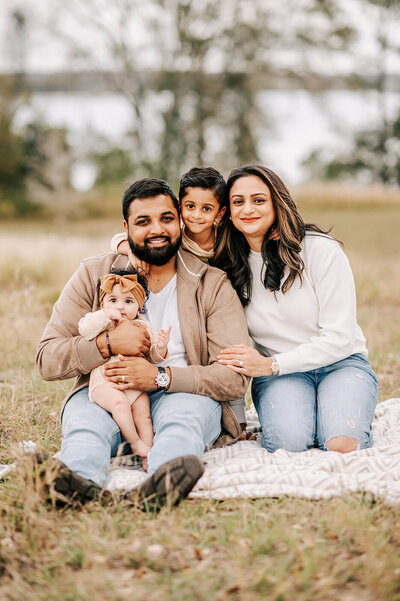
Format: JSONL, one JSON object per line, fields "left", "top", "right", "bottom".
{"left": 36, "top": 165, "right": 378, "bottom": 510}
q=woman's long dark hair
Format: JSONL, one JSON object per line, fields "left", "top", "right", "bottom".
{"left": 213, "top": 165, "right": 335, "bottom": 307}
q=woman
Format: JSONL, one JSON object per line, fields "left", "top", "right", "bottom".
{"left": 216, "top": 165, "right": 378, "bottom": 454}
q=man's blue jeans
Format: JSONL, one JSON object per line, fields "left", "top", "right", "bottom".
{"left": 61, "top": 387, "right": 222, "bottom": 487}
{"left": 252, "top": 354, "right": 378, "bottom": 453}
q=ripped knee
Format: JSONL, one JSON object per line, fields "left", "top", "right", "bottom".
{"left": 326, "top": 435, "right": 359, "bottom": 453}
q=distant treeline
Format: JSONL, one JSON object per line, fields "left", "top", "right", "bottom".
{"left": 2, "top": 70, "right": 400, "bottom": 94}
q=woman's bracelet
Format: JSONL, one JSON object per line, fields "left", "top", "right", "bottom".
{"left": 105, "top": 330, "right": 112, "bottom": 357}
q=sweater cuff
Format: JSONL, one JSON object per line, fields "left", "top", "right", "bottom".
{"left": 167, "top": 366, "right": 195, "bottom": 394}
{"left": 110, "top": 232, "right": 127, "bottom": 254}
{"left": 76, "top": 336, "right": 107, "bottom": 374}
{"left": 274, "top": 351, "right": 301, "bottom": 376}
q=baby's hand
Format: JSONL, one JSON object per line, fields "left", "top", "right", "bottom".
{"left": 103, "top": 307, "right": 123, "bottom": 326}
{"left": 157, "top": 326, "right": 172, "bottom": 357}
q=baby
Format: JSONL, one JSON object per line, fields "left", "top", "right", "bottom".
{"left": 78, "top": 268, "right": 171, "bottom": 467}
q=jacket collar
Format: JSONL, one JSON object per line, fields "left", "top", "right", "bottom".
{"left": 177, "top": 249, "right": 208, "bottom": 282}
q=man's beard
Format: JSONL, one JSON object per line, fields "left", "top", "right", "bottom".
{"left": 128, "top": 232, "right": 182, "bottom": 266}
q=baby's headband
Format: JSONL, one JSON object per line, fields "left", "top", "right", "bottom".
{"left": 99, "top": 274, "right": 146, "bottom": 310}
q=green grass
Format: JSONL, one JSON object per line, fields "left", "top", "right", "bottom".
{"left": 1, "top": 192, "right": 400, "bottom": 600}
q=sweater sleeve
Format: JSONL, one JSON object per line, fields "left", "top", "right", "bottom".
{"left": 36, "top": 260, "right": 107, "bottom": 380}
{"left": 275, "top": 239, "right": 360, "bottom": 375}
{"left": 168, "top": 273, "right": 250, "bottom": 401}
{"left": 110, "top": 232, "right": 127, "bottom": 254}
{"left": 78, "top": 310, "right": 112, "bottom": 341}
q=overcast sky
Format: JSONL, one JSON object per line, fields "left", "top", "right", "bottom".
{"left": 1, "top": 0, "right": 399, "bottom": 76}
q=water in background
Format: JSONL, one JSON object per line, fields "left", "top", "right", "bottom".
{"left": 15, "top": 89, "right": 400, "bottom": 189}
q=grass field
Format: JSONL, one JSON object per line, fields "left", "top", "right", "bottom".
{"left": 1, "top": 194, "right": 400, "bottom": 601}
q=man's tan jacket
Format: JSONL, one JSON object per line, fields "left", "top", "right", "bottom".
{"left": 36, "top": 249, "right": 250, "bottom": 446}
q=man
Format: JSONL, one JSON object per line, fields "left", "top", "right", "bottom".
{"left": 36, "top": 178, "right": 249, "bottom": 509}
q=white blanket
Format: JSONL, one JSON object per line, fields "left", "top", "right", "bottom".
{"left": 108, "top": 398, "right": 400, "bottom": 505}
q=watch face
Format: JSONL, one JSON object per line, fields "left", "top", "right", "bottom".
{"left": 156, "top": 372, "right": 170, "bottom": 387}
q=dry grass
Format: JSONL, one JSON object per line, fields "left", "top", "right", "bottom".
{"left": 1, "top": 194, "right": 400, "bottom": 600}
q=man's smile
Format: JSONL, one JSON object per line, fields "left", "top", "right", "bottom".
{"left": 145, "top": 236, "right": 170, "bottom": 246}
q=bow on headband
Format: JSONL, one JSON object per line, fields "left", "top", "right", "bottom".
{"left": 99, "top": 273, "right": 146, "bottom": 310}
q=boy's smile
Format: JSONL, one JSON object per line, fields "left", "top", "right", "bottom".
{"left": 181, "top": 188, "right": 226, "bottom": 236}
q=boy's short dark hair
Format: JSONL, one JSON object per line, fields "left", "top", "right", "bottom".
{"left": 179, "top": 167, "right": 226, "bottom": 206}
{"left": 96, "top": 267, "right": 150, "bottom": 310}
{"left": 122, "top": 178, "right": 179, "bottom": 221}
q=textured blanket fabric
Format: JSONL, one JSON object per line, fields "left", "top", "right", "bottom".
{"left": 108, "top": 398, "right": 400, "bottom": 505}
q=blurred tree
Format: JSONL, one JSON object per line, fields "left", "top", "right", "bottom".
{"left": 303, "top": 110, "right": 400, "bottom": 184}
{"left": 0, "top": 81, "right": 71, "bottom": 217}
{"left": 45, "top": 0, "right": 356, "bottom": 183}
{"left": 91, "top": 145, "right": 134, "bottom": 185}
{"left": 9, "top": 9, "right": 27, "bottom": 93}
{"left": 303, "top": 0, "right": 400, "bottom": 185}
{"left": 0, "top": 9, "right": 73, "bottom": 216}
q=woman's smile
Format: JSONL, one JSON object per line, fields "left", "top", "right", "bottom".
{"left": 229, "top": 174, "right": 276, "bottom": 251}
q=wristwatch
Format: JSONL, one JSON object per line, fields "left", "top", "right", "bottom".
{"left": 155, "top": 366, "right": 170, "bottom": 389}
{"left": 270, "top": 357, "right": 280, "bottom": 376}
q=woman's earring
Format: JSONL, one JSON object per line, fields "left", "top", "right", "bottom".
{"left": 214, "top": 219, "right": 220, "bottom": 226}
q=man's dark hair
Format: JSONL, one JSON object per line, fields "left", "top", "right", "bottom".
{"left": 122, "top": 178, "right": 179, "bottom": 221}
{"left": 96, "top": 267, "right": 150, "bottom": 310}
{"left": 179, "top": 166, "right": 226, "bottom": 206}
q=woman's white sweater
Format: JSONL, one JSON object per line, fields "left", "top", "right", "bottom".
{"left": 246, "top": 233, "right": 368, "bottom": 375}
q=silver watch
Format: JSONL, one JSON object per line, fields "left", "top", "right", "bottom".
{"left": 270, "top": 357, "right": 280, "bottom": 376}
{"left": 155, "top": 366, "right": 170, "bottom": 389}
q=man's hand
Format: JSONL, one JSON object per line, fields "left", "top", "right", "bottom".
{"left": 103, "top": 356, "right": 158, "bottom": 391}
{"left": 97, "top": 320, "right": 150, "bottom": 358}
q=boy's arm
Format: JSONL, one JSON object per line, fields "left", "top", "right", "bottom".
{"left": 110, "top": 232, "right": 128, "bottom": 255}
{"left": 110, "top": 231, "right": 150, "bottom": 274}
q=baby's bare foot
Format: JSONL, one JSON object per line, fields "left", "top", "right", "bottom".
{"left": 132, "top": 439, "right": 152, "bottom": 458}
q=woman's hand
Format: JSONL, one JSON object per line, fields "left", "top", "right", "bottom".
{"left": 217, "top": 344, "right": 272, "bottom": 377}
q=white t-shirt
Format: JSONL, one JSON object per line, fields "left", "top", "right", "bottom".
{"left": 245, "top": 233, "right": 367, "bottom": 375}
{"left": 142, "top": 274, "right": 188, "bottom": 368}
